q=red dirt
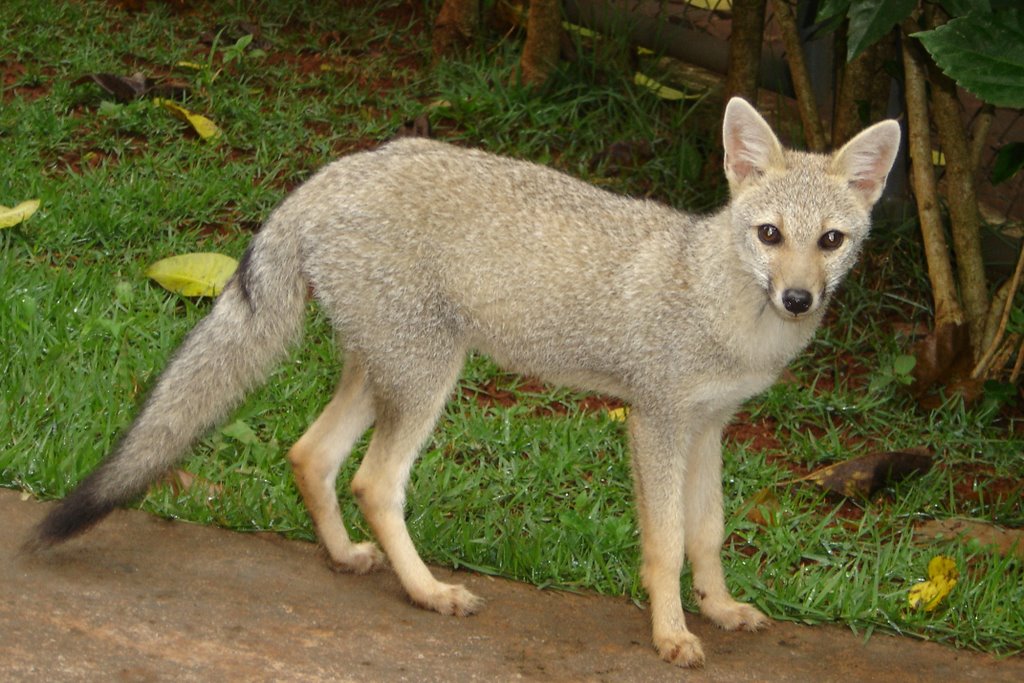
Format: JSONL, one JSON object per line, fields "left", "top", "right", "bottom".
{"left": 1, "top": 61, "right": 54, "bottom": 102}
{"left": 943, "top": 462, "right": 1024, "bottom": 513}
{"left": 461, "top": 376, "right": 624, "bottom": 418}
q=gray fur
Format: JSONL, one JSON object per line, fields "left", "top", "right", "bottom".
{"left": 30, "top": 98, "right": 901, "bottom": 668}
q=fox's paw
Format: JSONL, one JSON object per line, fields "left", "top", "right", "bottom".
{"left": 325, "top": 541, "right": 386, "bottom": 575}
{"left": 654, "top": 630, "right": 705, "bottom": 668}
{"left": 416, "top": 582, "right": 484, "bottom": 617}
{"left": 700, "top": 597, "right": 770, "bottom": 632}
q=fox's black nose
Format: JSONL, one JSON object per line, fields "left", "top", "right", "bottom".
{"left": 782, "top": 288, "right": 813, "bottom": 314}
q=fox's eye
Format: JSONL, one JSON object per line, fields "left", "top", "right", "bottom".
{"left": 757, "top": 224, "right": 782, "bottom": 245}
{"left": 819, "top": 230, "right": 845, "bottom": 250}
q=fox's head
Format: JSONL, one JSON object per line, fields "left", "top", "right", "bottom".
{"left": 721, "top": 98, "right": 901, "bottom": 321}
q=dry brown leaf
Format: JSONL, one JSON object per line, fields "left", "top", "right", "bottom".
{"left": 158, "top": 469, "right": 224, "bottom": 499}
{"left": 802, "top": 449, "right": 933, "bottom": 498}
{"left": 915, "top": 518, "right": 1024, "bottom": 560}
{"left": 73, "top": 72, "right": 150, "bottom": 101}
{"left": 741, "top": 487, "right": 782, "bottom": 526}
{"left": 72, "top": 72, "right": 189, "bottom": 102}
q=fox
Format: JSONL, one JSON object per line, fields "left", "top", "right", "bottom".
{"left": 28, "top": 97, "right": 900, "bottom": 667}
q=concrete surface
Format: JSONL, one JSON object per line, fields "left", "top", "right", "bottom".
{"left": 2, "top": 488, "right": 1021, "bottom": 682}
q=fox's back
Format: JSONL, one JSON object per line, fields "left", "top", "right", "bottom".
{"left": 278, "top": 140, "right": 703, "bottom": 386}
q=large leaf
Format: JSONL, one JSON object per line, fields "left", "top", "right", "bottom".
{"left": 146, "top": 252, "right": 238, "bottom": 297}
{"left": 914, "top": 9, "right": 1024, "bottom": 108}
{"left": 846, "top": 0, "right": 916, "bottom": 62}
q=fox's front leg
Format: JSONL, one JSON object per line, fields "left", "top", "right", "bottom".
{"left": 686, "top": 423, "right": 769, "bottom": 631}
{"left": 628, "top": 410, "right": 705, "bottom": 667}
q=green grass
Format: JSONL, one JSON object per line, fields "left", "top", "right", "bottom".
{"left": 2, "top": 0, "right": 1022, "bottom": 658}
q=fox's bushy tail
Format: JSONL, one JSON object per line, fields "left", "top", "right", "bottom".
{"left": 28, "top": 221, "right": 307, "bottom": 549}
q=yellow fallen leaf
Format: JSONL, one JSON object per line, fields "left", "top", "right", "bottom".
{"left": 0, "top": 199, "right": 40, "bottom": 229}
{"left": 607, "top": 407, "right": 629, "bottom": 422}
{"left": 562, "top": 21, "right": 599, "bottom": 40}
{"left": 687, "top": 0, "right": 732, "bottom": 10}
{"left": 633, "top": 72, "right": 695, "bottom": 101}
{"left": 154, "top": 98, "right": 222, "bottom": 141}
{"left": 145, "top": 252, "right": 238, "bottom": 297}
{"left": 176, "top": 61, "right": 204, "bottom": 70}
{"left": 908, "top": 554, "right": 958, "bottom": 611}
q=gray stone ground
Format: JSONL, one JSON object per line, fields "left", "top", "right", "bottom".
{"left": 2, "top": 488, "right": 1021, "bottom": 682}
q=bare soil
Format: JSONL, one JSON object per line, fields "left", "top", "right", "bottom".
{"left": 4, "top": 489, "right": 1023, "bottom": 682}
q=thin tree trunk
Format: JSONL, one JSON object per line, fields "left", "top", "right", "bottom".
{"left": 928, "top": 54, "right": 989, "bottom": 357}
{"left": 725, "top": 0, "right": 767, "bottom": 104}
{"left": 835, "top": 35, "right": 892, "bottom": 147}
{"left": 900, "top": 29, "right": 964, "bottom": 328}
{"left": 775, "top": 0, "right": 825, "bottom": 151}
{"left": 433, "top": 0, "right": 479, "bottom": 58}
{"left": 520, "top": 0, "right": 562, "bottom": 87}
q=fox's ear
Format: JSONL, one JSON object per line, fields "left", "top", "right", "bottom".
{"left": 722, "top": 97, "right": 785, "bottom": 191}
{"left": 831, "top": 120, "right": 902, "bottom": 208}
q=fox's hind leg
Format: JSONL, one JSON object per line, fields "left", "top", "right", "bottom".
{"left": 288, "top": 355, "right": 384, "bottom": 574}
{"left": 350, "top": 352, "right": 482, "bottom": 617}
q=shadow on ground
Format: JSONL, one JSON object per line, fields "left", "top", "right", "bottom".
{"left": 2, "top": 489, "right": 1021, "bottom": 682}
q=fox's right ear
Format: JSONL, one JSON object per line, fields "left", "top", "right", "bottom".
{"left": 831, "top": 119, "right": 902, "bottom": 209}
{"left": 722, "top": 97, "right": 785, "bottom": 192}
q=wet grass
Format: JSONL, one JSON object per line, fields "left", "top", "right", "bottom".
{"left": 2, "top": 0, "right": 1021, "bottom": 657}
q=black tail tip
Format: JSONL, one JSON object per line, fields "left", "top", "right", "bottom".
{"left": 24, "top": 491, "right": 117, "bottom": 553}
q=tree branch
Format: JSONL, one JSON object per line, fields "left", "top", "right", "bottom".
{"left": 970, "top": 103, "right": 994, "bottom": 175}
{"left": 973, "top": 243, "right": 1024, "bottom": 379}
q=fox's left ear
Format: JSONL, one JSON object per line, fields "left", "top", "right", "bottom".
{"left": 831, "top": 120, "right": 902, "bottom": 209}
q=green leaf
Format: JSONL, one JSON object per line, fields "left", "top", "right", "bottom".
{"left": 1009, "top": 306, "right": 1024, "bottom": 334}
{"left": 220, "top": 419, "right": 260, "bottom": 445}
{"left": 97, "top": 100, "right": 122, "bottom": 117}
{"left": 914, "top": 10, "right": 1024, "bottom": 108}
{"left": 893, "top": 354, "right": 917, "bottom": 377}
{"left": 991, "top": 142, "right": 1024, "bottom": 185}
{"left": 145, "top": 252, "right": 238, "bottom": 297}
{"left": 846, "top": 0, "right": 916, "bottom": 62}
